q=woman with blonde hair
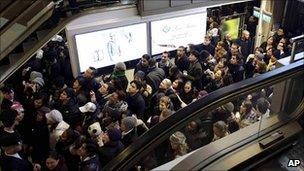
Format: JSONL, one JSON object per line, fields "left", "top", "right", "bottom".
{"left": 169, "top": 131, "right": 189, "bottom": 159}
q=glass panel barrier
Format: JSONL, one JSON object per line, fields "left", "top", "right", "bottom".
{"left": 104, "top": 60, "right": 304, "bottom": 170}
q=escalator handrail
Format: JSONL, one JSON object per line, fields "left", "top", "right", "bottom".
{"left": 104, "top": 60, "right": 304, "bottom": 170}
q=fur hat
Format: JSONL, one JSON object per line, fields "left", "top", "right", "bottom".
{"left": 46, "top": 109, "right": 63, "bottom": 123}
{"left": 29, "top": 71, "right": 43, "bottom": 81}
{"left": 32, "top": 77, "right": 45, "bottom": 87}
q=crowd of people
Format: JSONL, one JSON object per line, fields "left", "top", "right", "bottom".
{"left": 0, "top": 13, "right": 293, "bottom": 170}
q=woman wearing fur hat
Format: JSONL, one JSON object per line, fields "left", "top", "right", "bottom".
{"left": 45, "top": 109, "right": 70, "bottom": 150}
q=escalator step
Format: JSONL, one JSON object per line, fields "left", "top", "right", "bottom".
{"left": 36, "top": 29, "right": 51, "bottom": 40}
{"left": 22, "top": 39, "right": 38, "bottom": 51}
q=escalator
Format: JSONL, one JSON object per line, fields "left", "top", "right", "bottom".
{"left": 103, "top": 59, "right": 304, "bottom": 170}
{"left": 0, "top": 0, "right": 123, "bottom": 84}
{"left": 0, "top": 0, "right": 54, "bottom": 60}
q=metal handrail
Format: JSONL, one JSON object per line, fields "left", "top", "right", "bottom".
{"left": 290, "top": 34, "right": 304, "bottom": 63}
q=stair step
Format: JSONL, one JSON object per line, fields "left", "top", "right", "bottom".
{"left": 0, "top": 17, "right": 9, "bottom": 29}
{"left": 8, "top": 53, "right": 23, "bottom": 64}
{"left": 36, "top": 29, "right": 50, "bottom": 40}
{"left": 22, "top": 39, "right": 38, "bottom": 51}
{"left": 0, "top": 22, "right": 27, "bottom": 52}
{"left": 0, "top": 65, "right": 10, "bottom": 78}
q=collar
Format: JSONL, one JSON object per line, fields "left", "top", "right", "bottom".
{"left": 5, "top": 152, "right": 22, "bottom": 159}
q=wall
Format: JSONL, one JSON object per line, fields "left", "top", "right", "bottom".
{"left": 65, "top": 5, "right": 208, "bottom": 77}
{"left": 139, "top": 0, "right": 252, "bottom": 16}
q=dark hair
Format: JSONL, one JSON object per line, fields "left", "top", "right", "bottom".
{"left": 105, "top": 82, "right": 116, "bottom": 94}
{"left": 0, "top": 109, "right": 18, "bottom": 127}
{"left": 163, "top": 51, "right": 171, "bottom": 58}
{"left": 0, "top": 86, "right": 13, "bottom": 94}
{"left": 53, "top": 76, "right": 65, "bottom": 88}
{"left": 75, "top": 76, "right": 86, "bottom": 87}
{"left": 148, "top": 58, "right": 157, "bottom": 67}
{"left": 178, "top": 46, "right": 186, "bottom": 51}
{"left": 62, "top": 87, "right": 76, "bottom": 98}
{"left": 89, "top": 67, "right": 97, "bottom": 76}
{"left": 130, "top": 80, "right": 143, "bottom": 90}
{"left": 242, "top": 100, "right": 253, "bottom": 114}
{"left": 47, "top": 151, "right": 60, "bottom": 160}
{"left": 82, "top": 140, "right": 98, "bottom": 156}
{"left": 227, "top": 118, "right": 240, "bottom": 133}
{"left": 199, "top": 50, "right": 210, "bottom": 61}
{"left": 190, "top": 50, "right": 200, "bottom": 58}
{"left": 256, "top": 98, "right": 270, "bottom": 114}
{"left": 115, "top": 90, "right": 126, "bottom": 101}
{"left": 142, "top": 54, "right": 151, "bottom": 61}
{"left": 173, "top": 78, "right": 184, "bottom": 92}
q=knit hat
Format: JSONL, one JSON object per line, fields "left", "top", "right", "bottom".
{"left": 32, "top": 77, "right": 45, "bottom": 87}
{"left": 122, "top": 116, "right": 137, "bottom": 131}
{"left": 46, "top": 109, "right": 63, "bottom": 123}
{"left": 29, "top": 71, "right": 43, "bottom": 81}
{"left": 107, "top": 128, "right": 122, "bottom": 141}
{"left": 170, "top": 131, "right": 186, "bottom": 144}
{"left": 79, "top": 102, "right": 97, "bottom": 113}
{"left": 114, "top": 62, "right": 126, "bottom": 71}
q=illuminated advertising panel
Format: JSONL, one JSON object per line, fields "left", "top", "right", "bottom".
{"left": 151, "top": 13, "right": 207, "bottom": 55}
{"left": 75, "top": 23, "right": 147, "bottom": 72}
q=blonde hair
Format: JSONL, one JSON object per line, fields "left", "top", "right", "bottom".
{"left": 170, "top": 131, "right": 189, "bottom": 157}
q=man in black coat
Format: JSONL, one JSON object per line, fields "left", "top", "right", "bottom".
{"left": 175, "top": 46, "right": 190, "bottom": 73}
{"left": 236, "top": 30, "right": 252, "bottom": 61}
{"left": 194, "top": 35, "right": 215, "bottom": 56}
{"left": 146, "top": 58, "right": 165, "bottom": 94}
{"left": 0, "top": 133, "right": 41, "bottom": 171}
{"left": 183, "top": 50, "right": 203, "bottom": 90}
{"left": 126, "top": 80, "right": 146, "bottom": 120}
